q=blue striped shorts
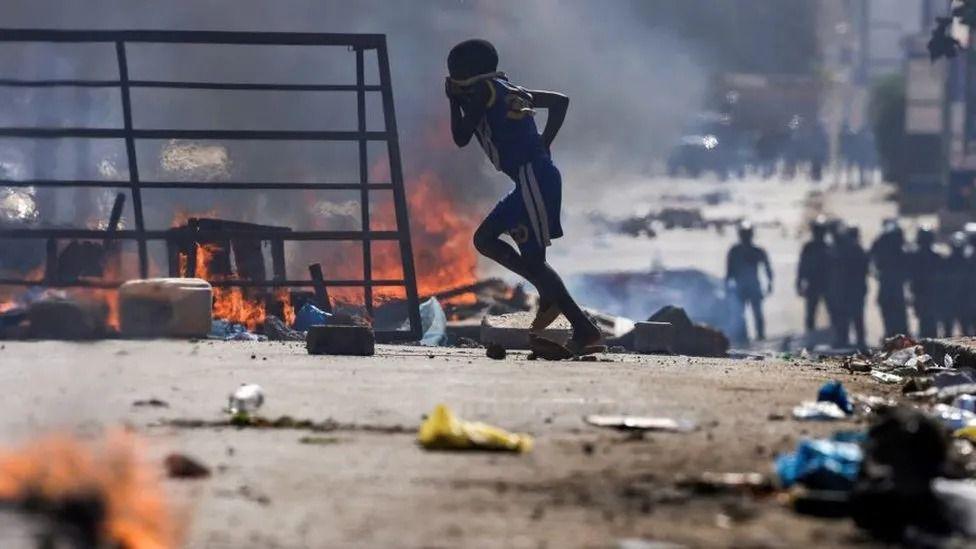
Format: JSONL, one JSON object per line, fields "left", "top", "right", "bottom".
{"left": 482, "top": 156, "right": 564, "bottom": 258}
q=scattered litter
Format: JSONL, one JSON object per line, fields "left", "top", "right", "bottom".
{"left": 675, "top": 471, "right": 772, "bottom": 494}
{"left": 885, "top": 346, "right": 921, "bottom": 368}
{"left": 228, "top": 383, "right": 264, "bottom": 416}
{"left": 850, "top": 406, "right": 951, "bottom": 541}
{"left": 585, "top": 415, "right": 697, "bottom": 432}
{"left": 225, "top": 331, "right": 266, "bottom": 342}
{"left": 293, "top": 302, "right": 332, "bottom": 332}
{"left": 882, "top": 334, "right": 918, "bottom": 352}
{"left": 418, "top": 404, "right": 532, "bottom": 452}
{"left": 485, "top": 343, "right": 506, "bottom": 360}
{"left": 263, "top": 314, "right": 304, "bottom": 341}
{"left": 132, "top": 398, "right": 169, "bottom": 408}
{"left": 871, "top": 371, "right": 903, "bottom": 384}
{"left": 954, "top": 395, "right": 976, "bottom": 414}
{"left": 933, "top": 404, "right": 976, "bottom": 431}
{"left": 163, "top": 453, "right": 211, "bottom": 479}
{"left": 842, "top": 357, "right": 872, "bottom": 373}
{"left": 792, "top": 401, "right": 847, "bottom": 421}
{"left": 938, "top": 383, "right": 976, "bottom": 402}
{"left": 775, "top": 437, "right": 862, "bottom": 490}
{"left": 817, "top": 380, "right": 853, "bottom": 415}
{"left": 419, "top": 297, "right": 447, "bottom": 346}
{"left": 849, "top": 393, "right": 895, "bottom": 415}
{"left": 934, "top": 371, "right": 975, "bottom": 389}
{"left": 298, "top": 436, "right": 343, "bottom": 445}
{"left": 616, "top": 539, "right": 687, "bottom": 549}
{"left": 932, "top": 478, "right": 976, "bottom": 537}
{"left": 954, "top": 425, "right": 976, "bottom": 443}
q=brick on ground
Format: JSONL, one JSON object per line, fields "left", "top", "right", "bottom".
{"left": 632, "top": 321, "right": 675, "bottom": 354}
{"left": 306, "top": 325, "right": 375, "bottom": 356}
{"left": 480, "top": 311, "right": 571, "bottom": 350}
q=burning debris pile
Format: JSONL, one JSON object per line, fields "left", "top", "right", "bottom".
{"left": 169, "top": 217, "right": 295, "bottom": 332}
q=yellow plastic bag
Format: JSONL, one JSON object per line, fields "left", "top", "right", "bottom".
{"left": 417, "top": 404, "right": 533, "bottom": 453}
{"left": 955, "top": 425, "right": 976, "bottom": 443}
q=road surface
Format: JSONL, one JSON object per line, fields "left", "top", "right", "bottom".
{"left": 0, "top": 340, "right": 894, "bottom": 548}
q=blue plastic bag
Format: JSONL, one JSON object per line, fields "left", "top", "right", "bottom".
{"left": 293, "top": 302, "right": 332, "bottom": 332}
{"left": 775, "top": 438, "right": 862, "bottom": 491}
{"left": 419, "top": 297, "right": 446, "bottom": 346}
{"left": 817, "top": 380, "right": 853, "bottom": 415}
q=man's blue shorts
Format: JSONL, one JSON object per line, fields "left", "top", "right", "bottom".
{"left": 481, "top": 157, "right": 564, "bottom": 258}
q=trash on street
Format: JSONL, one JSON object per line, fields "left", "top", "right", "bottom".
{"left": 584, "top": 414, "right": 698, "bottom": 432}
{"left": 418, "top": 404, "right": 533, "bottom": 453}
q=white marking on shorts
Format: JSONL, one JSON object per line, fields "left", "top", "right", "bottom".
{"left": 525, "top": 163, "right": 551, "bottom": 246}
{"left": 518, "top": 165, "right": 543, "bottom": 247}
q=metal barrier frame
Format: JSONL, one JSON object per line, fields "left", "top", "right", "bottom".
{"left": 0, "top": 29, "right": 422, "bottom": 341}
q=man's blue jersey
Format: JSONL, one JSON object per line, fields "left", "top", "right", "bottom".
{"left": 467, "top": 76, "right": 563, "bottom": 253}
{"left": 473, "top": 77, "right": 548, "bottom": 177}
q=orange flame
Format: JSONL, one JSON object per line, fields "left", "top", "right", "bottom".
{"left": 318, "top": 164, "right": 479, "bottom": 307}
{"left": 0, "top": 429, "right": 177, "bottom": 549}
{"left": 182, "top": 242, "right": 294, "bottom": 330}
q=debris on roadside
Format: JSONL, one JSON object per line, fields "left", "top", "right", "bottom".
{"left": 775, "top": 435, "right": 862, "bottom": 491}
{"left": 164, "top": 452, "right": 211, "bottom": 479}
{"left": 292, "top": 302, "right": 332, "bottom": 332}
{"left": 119, "top": 278, "right": 212, "bottom": 338}
{"left": 870, "top": 370, "right": 903, "bottom": 384}
{"left": 418, "top": 297, "right": 447, "bottom": 346}
{"left": 298, "top": 436, "right": 343, "bottom": 445}
{"left": 263, "top": 314, "right": 304, "bottom": 341}
{"left": 417, "top": 404, "right": 533, "bottom": 453}
{"left": 792, "top": 401, "right": 847, "bottom": 421}
{"left": 485, "top": 343, "right": 506, "bottom": 360}
{"left": 584, "top": 415, "right": 697, "bottom": 433}
{"left": 817, "top": 380, "right": 853, "bottom": 414}
{"left": 306, "top": 324, "right": 375, "bottom": 356}
{"left": 481, "top": 311, "right": 572, "bottom": 350}
{"left": 675, "top": 471, "right": 773, "bottom": 495}
{"left": 132, "top": 398, "right": 170, "bottom": 408}
{"left": 27, "top": 297, "right": 109, "bottom": 340}
{"left": 616, "top": 305, "right": 728, "bottom": 357}
{"left": 792, "top": 381, "right": 853, "bottom": 421}
{"left": 849, "top": 406, "right": 953, "bottom": 541}
{"left": 227, "top": 383, "right": 264, "bottom": 416}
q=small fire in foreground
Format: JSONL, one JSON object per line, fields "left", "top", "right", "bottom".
{"left": 0, "top": 430, "right": 176, "bottom": 549}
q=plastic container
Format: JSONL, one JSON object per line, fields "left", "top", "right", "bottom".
{"left": 119, "top": 278, "right": 212, "bottom": 338}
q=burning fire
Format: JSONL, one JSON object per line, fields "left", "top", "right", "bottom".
{"left": 182, "top": 242, "right": 294, "bottom": 330}
{"left": 0, "top": 429, "right": 176, "bottom": 548}
{"left": 354, "top": 153, "right": 478, "bottom": 305}
{"left": 379, "top": 170, "right": 478, "bottom": 300}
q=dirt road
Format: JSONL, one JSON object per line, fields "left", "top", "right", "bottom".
{"left": 0, "top": 341, "right": 893, "bottom": 548}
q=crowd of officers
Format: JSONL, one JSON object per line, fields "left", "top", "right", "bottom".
{"left": 724, "top": 216, "right": 976, "bottom": 348}
{"left": 797, "top": 217, "right": 976, "bottom": 348}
